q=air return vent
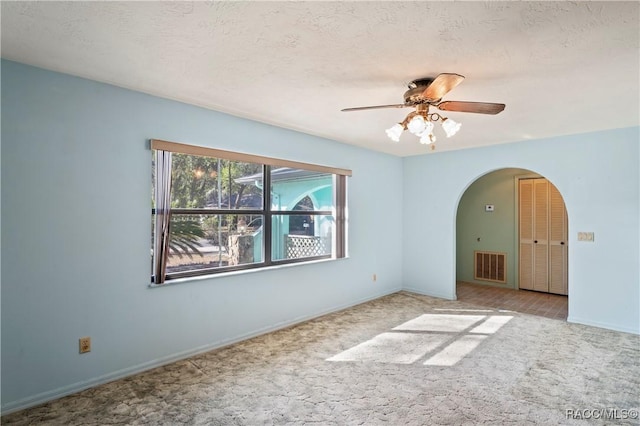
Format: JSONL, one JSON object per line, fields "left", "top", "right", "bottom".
{"left": 474, "top": 251, "right": 506, "bottom": 283}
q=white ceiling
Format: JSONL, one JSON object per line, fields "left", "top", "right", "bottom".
{"left": 1, "top": 1, "right": 638, "bottom": 157}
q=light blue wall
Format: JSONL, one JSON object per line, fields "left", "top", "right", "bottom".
{"left": 403, "top": 128, "right": 640, "bottom": 334}
{"left": 0, "top": 61, "right": 404, "bottom": 412}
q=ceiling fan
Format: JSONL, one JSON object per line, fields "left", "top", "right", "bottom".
{"left": 341, "top": 73, "right": 505, "bottom": 147}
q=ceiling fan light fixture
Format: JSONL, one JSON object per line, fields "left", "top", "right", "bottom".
{"left": 442, "top": 117, "right": 461, "bottom": 138}
{"left": 385, "top": 123, "right": 404, "bottom": 142}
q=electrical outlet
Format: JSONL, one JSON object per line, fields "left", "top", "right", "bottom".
{"left": 372, "top": 273, "right": 377, "bottom": 282}
{"left": 79, "top": 337, "right": 91, "bottom": 354}
{"left": 577, "top": 232, "right": 594, "bottom": 242}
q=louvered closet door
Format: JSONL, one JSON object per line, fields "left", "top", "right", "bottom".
{"left": 533, "top": 179, "right": 549, "bottom": 292}
{"left": 549, "top": 183, "right": 568, "bottom": 295}
{"left": 518, "top": 178, "right": 568, "bottom": 295}
{"left": 518, "top": 180, "right": 534, "bottom": 290}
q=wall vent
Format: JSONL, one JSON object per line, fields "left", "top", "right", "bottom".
{"left": 474, "top": 251, "right": 507, "bottom": 283}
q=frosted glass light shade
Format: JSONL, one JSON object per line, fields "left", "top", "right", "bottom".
{"left": 442, "top": 118, "right": 461, "bottom": 137}
{"left": 420, "top": 132, "right": 436, "bottom": 144}
{"left": 385, "top": 123, "right": 404, "bottom": 142}
{"left": 421, "top": 120, "right": 434, "bottom": 136}
{"left": 407, "top": 115, "right": 427, "bottom": 135}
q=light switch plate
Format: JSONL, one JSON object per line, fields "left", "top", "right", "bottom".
{"left": 577, "top": 232, "right": 594, "bottom": 242}
{"left": 485, "top": 204, "right": 494, "bottom": 212}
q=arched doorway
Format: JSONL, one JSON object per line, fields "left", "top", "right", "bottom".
{"left": 289, "top": 195, "right": 314, "bottom": 236}
{"left": 455, "top": 168, "right": 569, "bottom": 319}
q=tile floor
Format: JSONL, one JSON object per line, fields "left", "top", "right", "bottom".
{"left": 456, "top": 281, "right": 568, "bottom": 320}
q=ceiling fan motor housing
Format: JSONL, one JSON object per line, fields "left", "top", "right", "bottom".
{"left": 404, "top": 78, "right": 437, "bottom": 103}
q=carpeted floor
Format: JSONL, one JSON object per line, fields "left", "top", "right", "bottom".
{"left": 3, "top": 291, "right": 639, "bottom": 425}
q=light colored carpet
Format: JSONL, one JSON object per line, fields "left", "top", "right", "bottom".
{"left": 3, "top": 291, "right": 639, "bottom": 425}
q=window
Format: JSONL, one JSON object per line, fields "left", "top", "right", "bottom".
{"left": 151, "top": 139, "right": 350, "bottom": 284}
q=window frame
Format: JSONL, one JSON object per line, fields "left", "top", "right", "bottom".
{"left": 151, "top": 139, "right": 350, "bottom": 284}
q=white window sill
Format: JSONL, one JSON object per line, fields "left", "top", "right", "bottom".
{"left": 148, "top": 256, "right": 350, "bottom": 289}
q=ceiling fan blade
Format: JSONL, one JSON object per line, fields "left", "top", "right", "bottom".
{"left": 422, "top": 73, "right": 465, "bottom": 101}
{"left": 341, "top": 104, "right": 409, "bottom": 112}
{"left": 436, "top": 101, "right": 505, "bottom": 115}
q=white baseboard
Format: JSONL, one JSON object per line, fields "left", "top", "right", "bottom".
{"left": 567, "top": 315, "right": 640, "bottom": 335}
{"left": 402, "top": 287, "right": 456, "bottom": 301}
{"left": 1, "top": 287, "right": 402, "bottom": 415}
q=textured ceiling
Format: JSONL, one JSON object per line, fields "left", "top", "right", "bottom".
{"left": 1, "top": 1, "right": 638, "bottom": 156}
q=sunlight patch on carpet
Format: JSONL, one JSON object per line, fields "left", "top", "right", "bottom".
{"left": 424, "top": 335, "right": 488, "bottom": 366}
{"left": 327, "top": 313, "right": 514, "bottom": 366}
{"left": 326, "top": 333, "right": 448, "bottom": 364}
{"left": 393, "top": 314, "right": 486, "bottom": 332}
{"left": 470, "top": 316, "right": 513, "bottom": 334}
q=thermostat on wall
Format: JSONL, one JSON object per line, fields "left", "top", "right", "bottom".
{"left": 485, "top": 204, "right": 495, "bottom": 212}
